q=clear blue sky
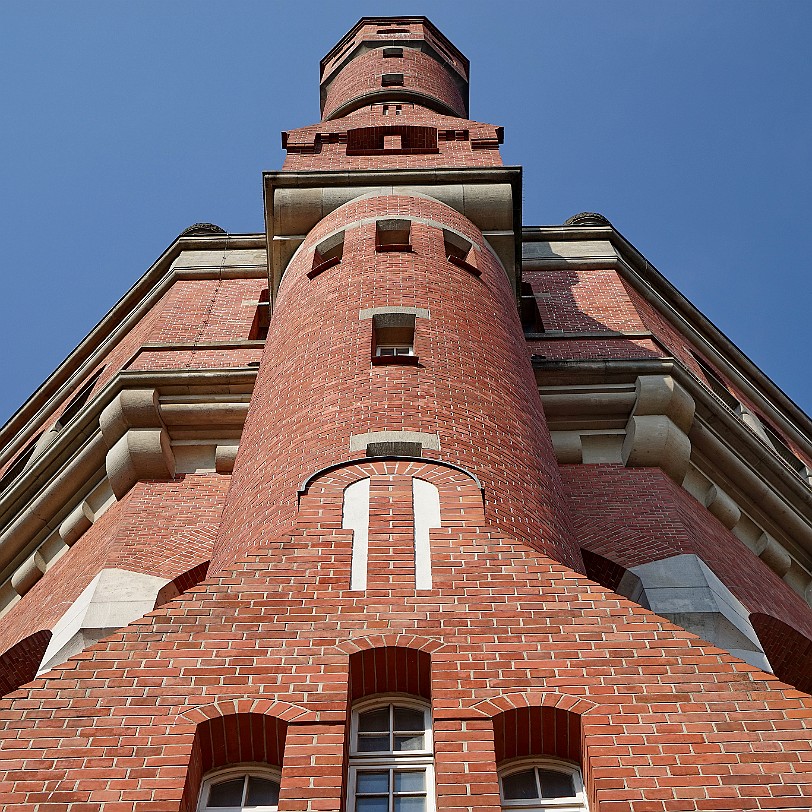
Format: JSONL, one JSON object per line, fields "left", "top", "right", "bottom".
{"left": 1, "top": 1, "right": 810, "bottom": 425}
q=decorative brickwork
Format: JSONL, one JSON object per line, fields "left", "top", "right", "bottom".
{"left": 1, "top": 14, "right": 811, "bottom": 812}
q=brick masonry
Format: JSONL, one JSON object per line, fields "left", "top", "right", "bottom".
{"left": 1, "top": 14, "right": 811, "bottom": 812}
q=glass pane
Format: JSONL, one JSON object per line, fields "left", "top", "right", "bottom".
{"left": 357, "top": 771, "right": 390, "bottom": 794}
{"left": 394, "top": 798, "right": 425, "bottom": 812}
{"left": 538, "top": 769, "right": 575, "bottom": 799}
{"left": 502, "top": 769, "right": 539, "bottom": 801}
{"left": 394, "top": 770, "right": 425, "bottom": 793}
{"left": 357, "top": 798, "right": 389, "bottom": 812}
{"left": 359, "top": 708, "right": 390, "bottom": 733}
{"left": 358, "top": 734, "right": 390, "bottom": 752}
{"left": 394, "top": 734, "right": 424, "bottom": 751}
{"left": 393, "top": 707, "right": 424, "bottom": 732}
{"left": 246, "top": 776, "right": 280, "bottom": 805}
{"left": 379, "top": 347, "right": 395, "bottom": 356}
{"left": 207, "top": 776, "right": 245, "bottom": 807}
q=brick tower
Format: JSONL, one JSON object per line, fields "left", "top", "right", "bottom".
{"left": 1, "top": 16, "right": 811, "bottom": 812}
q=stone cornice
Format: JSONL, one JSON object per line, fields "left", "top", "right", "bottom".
{"left": 0, "top": 368, "right": 257, "bottom": 609}
{"left": 0, "top": 235, "right": 266, "bottom": 469}
{"left": 534, "top": 357, "right": 812, "bottom": 606}
{"left": 523, "top": 225, "right": 812, "bottom": 460}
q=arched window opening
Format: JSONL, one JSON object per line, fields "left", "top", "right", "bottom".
{"left": 180, "top": 713, "right": 287, "bottom": 812}
{"left": 499, "top": 759, "right": 587, "bottom": 812}
{"left": 493, "top": 706, "right": 586, "bottom": 812}
{"left": 197, "top": 766, "right": 280, "bottom": 812}
{"left": 348, "top": 647, "right": 431, "bottom": 703}
{"left": 349, "top": 696, "right": 435, "bottom": 812}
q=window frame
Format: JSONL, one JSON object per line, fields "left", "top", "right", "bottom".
{"left": 197, "top": 764, "right": 282, "bottom": 812}
{"left": 498, "top": 757, "right": 588, "bottom": 812}
{"left": 348, "top": 695, "right": 436, "bottom": 812}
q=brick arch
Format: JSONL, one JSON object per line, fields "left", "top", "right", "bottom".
{"left": 347, "top": 645, "right": 433, "bottom": 702}
{"left": 298, "top": 458, "right": 486, "bottom": 530}
{"left": 751, "top": 613, "right": 812, "bottom": 694}
{"left": 0, "top": 629, "right": 51, "bottom": 697}
{"left": 469, "top": 691, "right": 598, "bottom": 720}
{"left": 334, "top": 633, "right": 446, "bottom": 656}
{"left": 178, "top": 709, "right": 291, "bottom": 812}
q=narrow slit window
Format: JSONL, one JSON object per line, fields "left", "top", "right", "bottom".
{"left": 376, "top": 219, "right": 411, "bottom": 252}
{"left": 372, "top": 312, "right": 418, "bottom": 366}
{"left": 248, "top": 288, "right": 270, "bottom": 340}
{"left": 520, "top": 282, "right": 544, "bottom": 332}
{"left": 443, "top": 229, "right": 480, "bottom": 276}
{"left": 383, "top": 47, "right": 403, "bottom": 58}
{"left": 309, "top": 231, "right": 345, "bottom": 278}
{"left": 57, "top": 367, "right": 105, "bottom": 429}
{"left": 382, "top": 73, "right": 404, "bottom": 87}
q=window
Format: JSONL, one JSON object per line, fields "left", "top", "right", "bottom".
{"left": 442, "top": 229, "right": 480, "bottom": 276}
{"left": 198, "top": 767, "right": 280, "bottom": 812}
{"left": 349, "top": 698, "right": 435, "bottom": 812}
{"left": 248, "top": 289, "right": 270, "bottom": 340}
{"left": 383, "top": 104, "right": 403, "bottom": 116}
{"left": 309, "top": 231, "right": 344, "bottom": 278}
{"left": 57, "top": 367, "right": 105, "bottom": 428}
{"left": 371, "top": 312, "right": 417, "bottom": 366}
{"left": 376, "top": 345, "right": 413, "bottom": 358}
{"left": 376, "top": 219, "right": 411, "bottom": 252}
{"left": 382, "top": 73, "right": 404, "bottom": 87}
{"left": 500, "top": 760, "right": 587, "bottom": 812}
{"left": 383, "top": 47, "right": 403, "bottom": 58}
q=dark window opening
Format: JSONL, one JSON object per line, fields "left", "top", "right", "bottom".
{"left": 383, "top": 47, "right": 403, "bottom": 58}
{"left": 520, "top": 282, "right": 544, "bottom": 332}
{"left": 366, "top": 441, "right": 422, "bottom": 458}
{"left": 443, "top": 229, "right": 480, "bottom": 277}
{"left": 691, "top": 352, "right": 740, "bottom": 410}
{"left": 248, "top": 288, "right": 271, "bottom": 340}
{"left": 0, "top": 434, "right": 43, "bottom": 493}
{"left": 757, "top": 415, "right": 808, "bottom": 474}
{"left": 347, "top": 126, "right": 437, "bottom": 155}
{"left": 309, "top": 231, "right": 345, "bottom": 278}
{"left": 376, "top": 219, "right": 412, "bottom": 253}
{"left": 372, "top": 312, "right": 418, "bottom": 366}
{"left": 377, "top": 28, "right": 410, "bottom": 34}
{"left": 56, "top": 367, "right": 105, "bottom": 429}
{"left": 381, "top": 73, "right": 404, "bottom": 87}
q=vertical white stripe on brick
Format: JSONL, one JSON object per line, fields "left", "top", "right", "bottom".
{"left": 413, "top": 478, "right": 440, "bottom": 590}
{"left": 344, "top": 477, "right": 371, "bottom": 590}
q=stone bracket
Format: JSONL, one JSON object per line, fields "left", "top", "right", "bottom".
{"left": 100, "top": 389, "right": 175, "bottom": 499}
{"left": 622, "top": 375, "right": 695, "bottom": 483}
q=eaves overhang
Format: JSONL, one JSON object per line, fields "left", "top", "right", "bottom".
{"left": 263, "top": 166, "right": 522, "bottom": 308}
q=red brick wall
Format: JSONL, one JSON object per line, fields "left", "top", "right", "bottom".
{"left": 560, "top": 463, "right": 812, "bottom": 641}
{"left": 212, "top": 195, "right": 581, "bottom": 572}
{"left": 323, "top": 46, "right": 466, "bottom": 120}
{"left": 0, "top": 460, "right": 810, "bottom": 809}
{"left": 0, "top": 474, "right": 229, "bottom": 654}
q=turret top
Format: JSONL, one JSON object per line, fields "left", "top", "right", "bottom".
{"left": 319, "top": 17, "right": 470, "bottom": 120}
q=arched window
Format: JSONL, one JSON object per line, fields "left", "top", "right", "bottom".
{"left": 348, "top": 696, "right": 435, "bottom": 812}
{"left": 197, "top": 766, "right": 280, "bottom": 811}
{"left": 499, "top": 759, "right": 587, "bottom": 812}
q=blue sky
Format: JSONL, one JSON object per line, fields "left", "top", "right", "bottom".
{"left": 1, "top": 1, "right": 810, "bottom": 425}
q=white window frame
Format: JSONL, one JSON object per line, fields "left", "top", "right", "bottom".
{"left": 197, "top": 764, "right": 282, "bottom": 812}
{"left": 348, "top": 695, "right": 436, "bottom": 812}
{"left": 499, "top": 757, "right": 588, "bottom": 812}
{"left": 375, "top": 344, "right": 414, "bottom": 357}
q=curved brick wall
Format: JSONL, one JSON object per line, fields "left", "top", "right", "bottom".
{"left": 322, "top": 47, "right": 466, "bottom": 120}
{"left": 212, "top": 194, "right": 580, "bottom": 571}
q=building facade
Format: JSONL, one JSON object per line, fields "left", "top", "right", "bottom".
{"left": 0, "top": 16, "right": 811, "bottom": 812}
